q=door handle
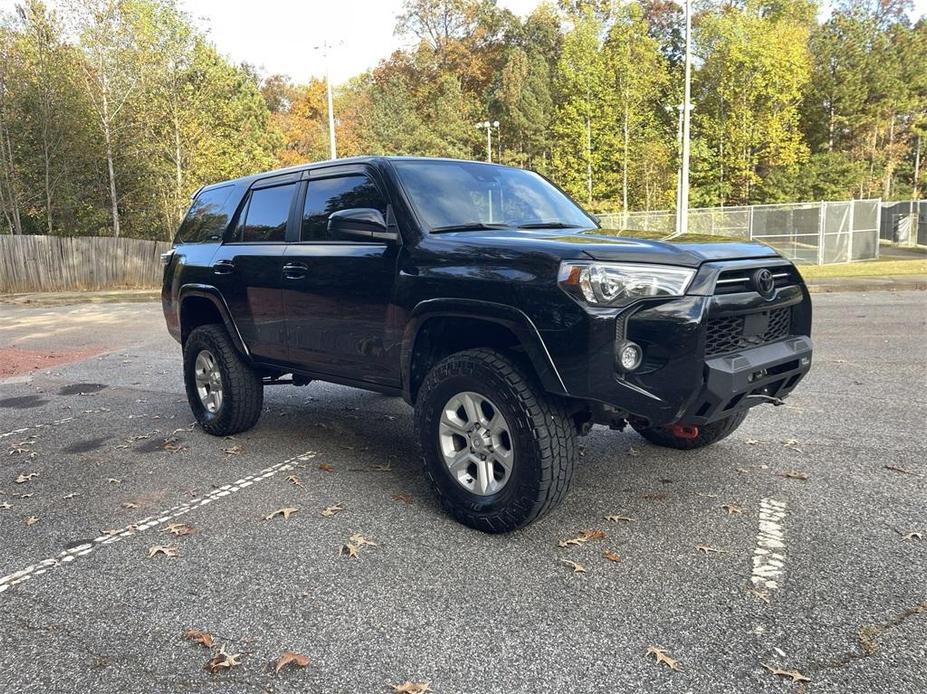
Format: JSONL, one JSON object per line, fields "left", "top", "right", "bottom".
{"left": 282, "top": 262, "right": 308, "bottom": 280}
{"left": 212, "top": 260, "right": 235, "bottom": 275}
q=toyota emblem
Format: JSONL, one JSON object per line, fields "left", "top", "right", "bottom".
{"left": 752, "top": 268, "right": 776, "bottom": 298}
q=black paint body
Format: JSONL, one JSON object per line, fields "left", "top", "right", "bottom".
{"left": 162, "top": 157, "right": 813, "bottom": 428}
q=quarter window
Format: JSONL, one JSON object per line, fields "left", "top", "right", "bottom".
{"left": 302, "top": 174, "right": 387, "bottom": 241}
{"left": 176, "top": 185, "right": 235, "bottom": 244}
{"left": 236, "top": 183, "right": 297, "bottom": 243}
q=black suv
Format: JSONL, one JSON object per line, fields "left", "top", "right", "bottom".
{"left": 162, "top": 156, "right": 812, "bottom": 532}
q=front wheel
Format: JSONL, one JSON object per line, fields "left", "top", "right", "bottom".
{"left": 631, "top": 411, "right": 748, "bottom": 450}
{"left": 183, "top": 324, "right": 263, "bottom": 436}
{"left": 415, "top": 348, "right": 577, "bottom": 533}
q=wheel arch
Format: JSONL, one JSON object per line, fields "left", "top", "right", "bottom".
{"left": 177, "top": 285, "right": 250, "bottom": 358}
{"left": 401, "top": 299, "right": 567, "bottom": 404}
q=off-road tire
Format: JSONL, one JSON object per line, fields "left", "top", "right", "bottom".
{"left": 415, "top": 348, "right": 576, "bottom": 533}
{"left": 631, "top": 411, "right": 748, "bottom": 450}
{"left": 183, "top": 324, "right": 263, "bottom": 436}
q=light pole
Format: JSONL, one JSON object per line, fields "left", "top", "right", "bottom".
{"left": 476, "top": 120, "right": 500, "bottom": 163}
{"left": 676, "top": 0, "right": 693, "bottom": 237}
{"left": 313, "top": 41, "right": 339, "bottom": 160}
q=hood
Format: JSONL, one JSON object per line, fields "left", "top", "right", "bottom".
{"left": 431, "top": 227, "right": 780, "bottom": 268}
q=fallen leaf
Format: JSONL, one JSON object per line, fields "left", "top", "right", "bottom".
{"left": 162, "top": 437, "right": 187, "bottom": 453}
{"left": 274, "top": 651, "right": 310, "bottom": 674}
{"left": 183, "top": 629, "right": 216, "bottom": 649}
{"left": 781, "top": 439, "right": 804, "bottom": 453}
{"left": 722, "top": 504, "right": 744, "bottom": 516}
{"left": 163, "top": 522, "right": 194, "bottom": 537}
{"left": 604, "top": 514, "right": 636, "bottom": 523}
{"left": 0, "top": 502, "right": 11, "bottom": 510}
{"left": 339, "top": 543, "right": 359, "bottom": 558}
{"left": 286, "top": 474, "right": 303, "bottom": 487}
{"left": 746, "top": 438, "right": 759, "bottom": 445}
{"left": 561, "top": 559, "right": 586, "bottom": 574}
{"left": 747, "top": 587, "right": 770, "bottom": 604}
{"left": 627, "top": 447, "right": 639, "bottom": 457}
{"left": 147, "top": 544, "right": 179, "bottom": 558}
{"left": 205, "top": 645, "right": 241, "bottom": 674}
{"left": 321, "top": 504, "right": 344, "bottom": 518}
{"left": 390, "top": 682, "right": 432, "bottom": 694}
{"left": 107, "top": 478, "right": 122, "bottom": 484}
{"left": 558, "top": 529, "right": 608, "bottom": 548}
{"left": 15, "top": 472, "right": 37, "bottom": 484}
{"left": 350, "top": 533, "right": 377, "bottom": 547}
{"left": 761, "top": 663, "right": 810, "bottom": 683}
{"left": 392, "top": 493, "right": 414, "bottom": 504}
{"left": 370, "top": 463, "right": 392, "bottom": 472}
{"left": 121, "top": 502, "right": 140, "bottom": 509}
{"left": 903, "top": 531, "right": 923, "bottom": 541}
{"left": 781, "top": 471, "right": 809, "bottom": 481}
{"left": 318, "top": 463, "right": 335, "bottom": 472}
{"left": 264, "top": 507, "right": 299, "bottom": 521}
{"left": 646, "top": 646, "right": 680, "bottom": 670}
{"left": 222, "top": 445, "right": 242, "bottom": 456}
{"left": 696, "top": 545, "right": 725, "bottom": 555}
{"left": 603, "top": 550, "right": 621, "bottom": 562}
{"left": 25, "top": 515, "right": 39, "bottom": 526}
{"left": 62, "top": 492, "right": 79, "bottom": 500}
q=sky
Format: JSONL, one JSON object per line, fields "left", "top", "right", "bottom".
{"left": 2, "top": 0, "right": 926, "bottom": 85}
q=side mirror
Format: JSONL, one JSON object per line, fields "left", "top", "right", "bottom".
{"left": 327, "top": 208, "right": 397, "bottom": 242}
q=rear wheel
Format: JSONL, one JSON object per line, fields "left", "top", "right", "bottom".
{"left": 631, "top": 411, "right": 748, "bottom": 450}
{"left": 415, "top": 348, "right": 576, "bottom": 533}
{"left": 183, "top": 324, "right": 263, "bottom": 436}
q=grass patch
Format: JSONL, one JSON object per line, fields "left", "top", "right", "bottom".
{"left": 798, "top": 258, "right": 927, "bottom": 279}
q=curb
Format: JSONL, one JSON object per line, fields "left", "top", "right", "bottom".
{"left": 805, "top": 275, "right": 927, "bottom": 293}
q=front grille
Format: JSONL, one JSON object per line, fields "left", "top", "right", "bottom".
{"left": 713, "top": 266, "right": 798, "bottom": 295}
{"left": 705, "top": 307, "right": 792, "bottom": 356}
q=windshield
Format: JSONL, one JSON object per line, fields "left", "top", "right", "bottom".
{"left": 392, "top": 160, "right": 595, "bottom": 231}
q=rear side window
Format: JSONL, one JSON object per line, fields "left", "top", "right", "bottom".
{"left": 234, "top": 183, "right": 297, "bottom": 243}
{"left": 302, "top": 174, "right": 386, "bottom": 241}
{"left": 176, "top": 185, "right": 236, "bottom": 243}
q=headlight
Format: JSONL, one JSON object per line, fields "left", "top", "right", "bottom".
{"left": 558, "top": 262, "right": 695, "bottom": 306}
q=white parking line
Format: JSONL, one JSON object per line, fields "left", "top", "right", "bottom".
{"left": 751, "top": 497, "right": 788, "bottom": 591}
{"left": 0, "top": 450, "right": 317, "bottom": 595}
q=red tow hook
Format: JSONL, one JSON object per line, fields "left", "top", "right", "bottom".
{"left": 670, "top": 424, "right": 700, "bottom": 440}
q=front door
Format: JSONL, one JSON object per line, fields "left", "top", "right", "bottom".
{"left": 282, "top": 167, "right": 401, "bottom": 387}
{"left": 212, "top": 177, "right": 299, "bottom": 362}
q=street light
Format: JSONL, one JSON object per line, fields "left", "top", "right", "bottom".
{"left": 313, "top": 41, "right": 342, "bottom": 160}
{"left": 475, "top": 120, "right": 500, "bottom": 163}
{"left": 676, "top": 0, "right": 693, "bottom": 237}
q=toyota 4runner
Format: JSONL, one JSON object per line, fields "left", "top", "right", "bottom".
{"left": 162, "top": 156, "right": 813, "bottom": 533}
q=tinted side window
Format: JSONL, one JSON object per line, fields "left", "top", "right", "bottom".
{"left": 236, "top": 183, "right": 297, "bottom": 243}
{"left": 176, "top": 185, "right": 236, "bottom": 243}
{"left": 302, "top": 174, "right": 386, "bottom": 241}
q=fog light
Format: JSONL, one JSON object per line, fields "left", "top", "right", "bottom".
{"left": 618, "top": 342, "right": 643, "bottom": 371}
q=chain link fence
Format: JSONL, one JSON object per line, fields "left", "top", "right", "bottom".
{"left": 597, "top": 199, "right": 883, "bottom": 265}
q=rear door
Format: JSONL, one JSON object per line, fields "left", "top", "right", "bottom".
{"left": 282, "top": 165, "right": 401, "bottom": 386}
{"left": 211, "top": 174, "right": 299, "bottom": 362}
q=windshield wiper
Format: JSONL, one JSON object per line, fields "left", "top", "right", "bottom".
{"left": 430, "top": 222, "right": 513, "bottom": 233}
{"left": 516, "top": 221, "right": 584, "bottom": 229}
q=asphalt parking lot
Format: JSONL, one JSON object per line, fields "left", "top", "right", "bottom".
{"left": 0, "top": 291, "right": 924, "bottom": 694}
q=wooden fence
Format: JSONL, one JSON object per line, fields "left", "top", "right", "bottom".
{"left": 0, "top": 235, "right": 171, "bottom": 293}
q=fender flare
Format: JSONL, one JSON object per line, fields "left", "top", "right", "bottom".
{"left": 401, "top": 298, "right": 567, "bottom": 400}
{"left": 176, "top": 284, "right": 250, "bottom": 358}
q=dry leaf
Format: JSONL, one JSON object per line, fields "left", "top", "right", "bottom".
{"left": 761, "top": 663, "right": 810, "bottom": 683}
{"left": 205, "top": 645, "right": 241, "bottom": 673}
{"left": 370, "top": 463, "right": 392, "bottom": 472}
{"left": 558, "top": 529, "right": 608, "bottom": 547}
{"left": 286, "top": 474, "right": 303, "bottom": 487}
{"left": 264, "top": 507, "right": 299, "bottom": 521}
{"left": 321, "top": 504, "right": 344, "bottom": 518}
{"left": 121, "top": 502, "right": 140, "bottom": 509}
{"left": 885, "top": 465, "right": 920, "bottom": 476}
{"left": 107, "top": 478, "right": 122, "bottom": 484}
{"left": 183, "top": 629, "right": 216, "bottom": 649}
{"left": 603, "top": 550, "right": 621, "bottom": 562}
{"left": 746, "top": 438, "right": 759, "bottom": 445}
{"left": 781, "top": 471, "right": 809, "bottom": 481}
{"left": 392, "top": 493, "right": 414, "bottom": 504}
{"left": 391, "top": 682, "right": 432, "bottom": 694}
{"left": 222, "top": 445, "right": 242, "bottom": 456}
{"left": 696, "top": 545, "right": 725, "bottom": 555}
{"left": 646, "top": 646, "right": 680, "bottom": 670}
{"left": 339, "top": 543, "right": 359, "bottom": 558}
{"left": 274, "top": 651, "right": 310, "bottom": 674}
{"left": 747, "top": 587, "right": 770, "bottom": 604}
{"left": 25, "top": 515, "right": 39, "bottom": 526}
{"left": 62, "top": 492, "right": 78, "bottom": 500}
{"left": 318, "top": 463, "right": 335, "bottom": 472}
{"left": 604, "top": 514, "right": 636, "bottom": 523}
{"left": 903, "top": 531, "right": 923, "bottom": 541}
{"left": 147, "top": 544, "right": 179, "bottom": 558}
{"left": 561, "top": 559, "right": 586, "bottom": 573}
{"left": 162, "top": 437, "right": 187, "bottom": 453}
{"left": 163, "top": 522, "right": 193, "bottom": 537}
{"left": 350, "top": 533, "right": 377, "bottom": 547}
{"left": 0, "top": 502, "right": 11, "bottom": 510}
{"left": 15, "top": 472, "right": 37, "bottom": 484}
{"left": 722, "top": 504, "right": 743, "bottom": 516}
